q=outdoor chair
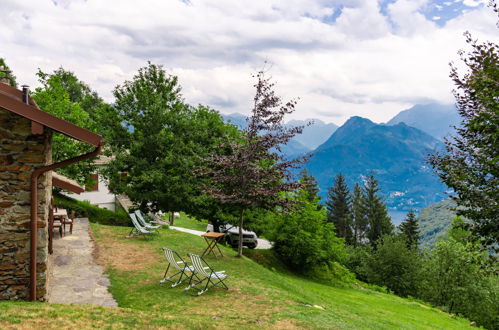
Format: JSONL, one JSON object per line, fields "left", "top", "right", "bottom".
{"left": 53, "top": 219, "right": 63, "bottom": 238}
{"left": 184, "top": 253, "right": 229, "bottom": 296}
{"left": 63, "top": 210, "right": 74, "bottom": 234}
{"left": 134, "top": 210, "right": 160, "bottom": 231}
{"left": 160, "top": 248, "right": 201, "bottom": 288}
{"left": 127, "top": 213, "right": 154, "bottom": 238}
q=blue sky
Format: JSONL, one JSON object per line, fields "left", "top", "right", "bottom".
{"left": 0, "top": 0, "right": 497, "bottom": 124}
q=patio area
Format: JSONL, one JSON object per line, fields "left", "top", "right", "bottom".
{"left": 47, "top": 218, "right": 117, "bottom": 307}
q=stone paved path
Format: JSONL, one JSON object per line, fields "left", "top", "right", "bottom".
{"left": 47, "top": 218, "right": 117, "bottom": 307}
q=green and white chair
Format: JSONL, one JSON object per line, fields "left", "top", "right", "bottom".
{"left": 160, "top": 248, "right": 199, "bottom": 288}
{"left": 134, "top": 210, "right": 160, "bottom": 231}
{"left": 184, "top": 253, "right": 229, "bottom": 296}
{"left": 127, "top": 213, "right": 154, "bottom": 238}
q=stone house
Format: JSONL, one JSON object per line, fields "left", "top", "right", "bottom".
{"left": 0, "top": 77, "right": 103, "bottom": 301}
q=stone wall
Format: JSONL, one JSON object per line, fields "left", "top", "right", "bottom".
{"left": 0, "top": 107, "right": 52, "bottom": 301}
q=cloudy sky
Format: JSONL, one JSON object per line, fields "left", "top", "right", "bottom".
{"left": 1, "top": 0, "right": 497, "bottom": 125}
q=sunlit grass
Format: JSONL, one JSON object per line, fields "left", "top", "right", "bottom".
{"left": 164, "top": 212, "right": 208, "bottom": 232}
{"left": 0, "top": 223, "right": 474, "bottom": 329}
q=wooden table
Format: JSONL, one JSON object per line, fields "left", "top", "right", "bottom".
{"left": 53, "top": 208, "right": 68, "bottom": 220}
{"left": 201, "top": 232, "right": 225, "bottom": 257}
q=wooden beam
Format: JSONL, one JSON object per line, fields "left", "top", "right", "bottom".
{"left": 0, "top": 91, "right": 102, "bottom": 147}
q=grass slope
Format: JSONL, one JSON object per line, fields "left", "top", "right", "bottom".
{"left": 0, "top": 224, "right": 472, "bottom": 329}
{"left": 168, "top": 212, "right": 208, "bottom": 232}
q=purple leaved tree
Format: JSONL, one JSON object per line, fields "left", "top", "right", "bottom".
{"left": 201, "top": 71, "right": 309, "bottom": 257}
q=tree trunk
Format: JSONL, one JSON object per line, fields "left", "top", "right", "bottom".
{"left": 237, "top": 208, "right": 245, "bottom": 257}
{"left": 169, "top": 211, "right": 174, "bottom": 226}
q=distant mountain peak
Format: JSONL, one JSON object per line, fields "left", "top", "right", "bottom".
{"left": 343, "top": 116, "right": 375, "bottom": 127}
{"left": 222, "top": 113, "right": 338, "bottom": 151}
{"left": 387, "top": 103, "right": 459, "bottom": 140}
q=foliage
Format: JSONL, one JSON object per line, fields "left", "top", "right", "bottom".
{"left": 326, "top": 174, "right": 353, "bottom": 243}
{"left": 103, "top": 63, "right": 239, "bottom": 222}
{"left": 363, "top": 234, "right": 423, "bottom": 297}
{"left": 351, "top": 183, "right": 368, "bottom": 247}
{"left": 343, "top": 244, "right": 372, "bottom": 282}
{"left": 363, "top": 174, "right": 393, "bottom": 246}
{"left": 299, "top": 169, "right": 321, "bottom": 204}
{"left": 200, "top": 71, "right": 307, "bottom": 256}
{"left": 419, "top": 237, "right": 498, "bottom": 328}
{"left": 417, "top": 199, "right": 458, "bottom": 249}
{"left": 32, "top": 68, "right": 104, "bottom": 184}
{"left": 269, "top": 188, "right": 346, "bottom": 271}
{"left": 53, "top": 192, "right": 129, "bottom": 226}
{"left": 399, "top": 210, "right": 420, "bottom": 249}
{"left": 428, "top": 4, "right": 499, "bottom": 251}
{"left": 0, "top": 58, "right": 17, "bottom": 87}
{"left": 346, "top": 214, "right": 498, "bottom": 328}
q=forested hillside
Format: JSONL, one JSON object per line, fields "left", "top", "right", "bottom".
{"left": 418, "top": 199, "right": 457, "bottom": 248}
{"left": 305, "top": 116, "right": 447, "bottom": 212}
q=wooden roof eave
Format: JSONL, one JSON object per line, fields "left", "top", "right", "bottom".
{"left": 52, "top": 172, "right": 85, "bottom": 194}
{"left": 0, "top": 86, "right": 102, "bottom": 147}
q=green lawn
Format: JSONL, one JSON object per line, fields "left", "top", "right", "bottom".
{"left": 166, "top": 212, "right": 208, "bottom": 232}
{"left": 0, "top": 224, "right": 474, "bottom": 329}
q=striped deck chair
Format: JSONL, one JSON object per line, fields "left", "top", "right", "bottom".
{"left": 184, "top": 253, "right": 229, "bottom": 296}
{"left": 160, "top": 248, "right": 199, "bottom": 288}
{"left": 127, "top": 213, "right": 154, "bottom": 238}
{"left": 134, "top": 210, "right": 160, "bottom": 231}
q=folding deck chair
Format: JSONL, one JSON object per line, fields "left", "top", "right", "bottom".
{"left": 135, "top": 210, "right": 160, "bottom": 231}
{"left": 160, "top": 248, "right": 200, "bottom": 288}
{"left": 127, "top": 213, "right": 154, "bottom": 238}
{"left": 184, "top": 253, "right": 229, "bottom": 296}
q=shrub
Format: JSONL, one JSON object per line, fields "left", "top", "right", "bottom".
{"left": 344, "top": 244, "right": 372, "bottom": 282}
{"left": 54, "top": 192, "right": 130, "bottom": 226}
{"left": 363, "top": 234, "right": 423, "bottom": 297}
{"left": 420, "top": 238, "right": 498, "bottom": 328}
{"left": 269, "top": 190, "right": 347, "bottom": 272}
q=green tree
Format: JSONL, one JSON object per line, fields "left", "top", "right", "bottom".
{"left": 270, "top": 188, "right": 346, "bottom": 271}
{"left": 104, "top": 63, "right": 239, "bottom": 218}
{"left": 428, "top": 3, "right": 499, "bottom": 251}
{"left": 420, "top": 235, "right": 498, "bottom": 328}
{"left": 363, "top": 174, "right": 393, "bottom": 246}
{"left": 299, "top": 169, "right": 320, "bottom": 204}
{"left": 351, "top": 183, "right": 368, "bottom": 247}
{"left": 326, "top": 174, "right": 353, "bottom": 244}
{"left": 364, "top": 234, "right": 422, "bottom": 297}
{"left": 0, "top": 58, "right": 17, "bottom": 87}
{"left": 399, "top": 210, "right": 419, "bottom": 249}
{"left": 32, "top": 70, "right": 99, "bottom": 184}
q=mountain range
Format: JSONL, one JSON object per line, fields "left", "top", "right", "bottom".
{"left": 221, "top": 113, "right": 338, "bottom": 157}
{"left": 222, "top": 103, "right": 457, "bottom": 214}
{"left": 386, "top": 103, "right": 459, "bottom": 140}
{"left": 304, "top": 116, "right": 447, "bottom": 212}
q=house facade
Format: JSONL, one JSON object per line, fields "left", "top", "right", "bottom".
{"left": 65, "top": 156, "right": 118, "bottom": 211}
{"left": 0, "top": 77, "right": 102, "bottom": 301}
{"left": 0, "top": 96, "right": 52, "bottom": 301}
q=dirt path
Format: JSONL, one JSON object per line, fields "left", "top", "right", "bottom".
{"left": 47, "top": 218, "right": 117, "bottom": 307}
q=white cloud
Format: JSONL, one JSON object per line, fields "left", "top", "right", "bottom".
{"left": 0, "top": 0, "right": 497, "bottom": 126}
